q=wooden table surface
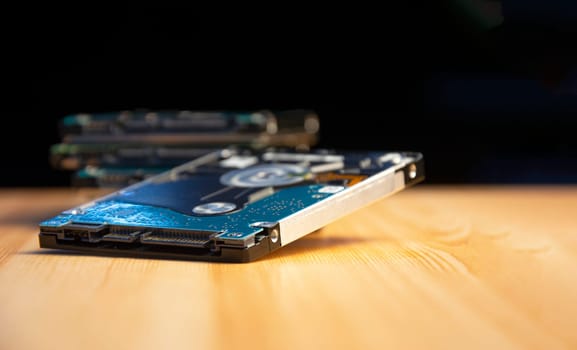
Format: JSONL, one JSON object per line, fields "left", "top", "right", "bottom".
{"left": 1, "top": 185, "right": 576, "bottom": 350}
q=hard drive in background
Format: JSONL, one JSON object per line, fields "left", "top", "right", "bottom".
{"left": 71, "top": 166, "right": 173, "bottom": 188}
{"left": 58, "top": 109, "right": 319, "bottom": 147}
{"left": 50, "top": 109, "right": 321, "bottom": 188}
{"left": 38, "top": 147, "right": 425, "bottom": 263}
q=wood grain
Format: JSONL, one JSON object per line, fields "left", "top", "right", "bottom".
{"left": 0, "top": 186, "right": 576, "bottom": 350}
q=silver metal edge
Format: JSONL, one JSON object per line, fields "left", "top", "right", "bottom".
{"left": 277, "top": 165, "right": 406, "bottom": 246}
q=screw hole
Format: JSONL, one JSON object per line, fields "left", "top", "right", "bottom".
{"left": 408, "top": 164, "right": 417, "bottom": 179}
{"left": 270, "top": 228, "right": 279, "bottom": 243}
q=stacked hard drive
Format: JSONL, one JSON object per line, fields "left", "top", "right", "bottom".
{"left": 50, "top": 109, "right": 320, "bottom": 187}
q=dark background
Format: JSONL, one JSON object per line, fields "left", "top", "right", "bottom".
{"left": 3, "top": 2, "right": 577, "bottom": 187}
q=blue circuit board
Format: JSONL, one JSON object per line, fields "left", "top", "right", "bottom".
{"left": 40, "top": 183, "right": 338, "bottom": 241}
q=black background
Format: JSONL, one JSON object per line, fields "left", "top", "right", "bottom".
{"left": 3, "top": 3, "right": 577, "bottom": 187}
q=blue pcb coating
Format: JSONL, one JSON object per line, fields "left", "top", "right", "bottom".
{"left": 40, "top": 184, "right": 338, "bottom": 240}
